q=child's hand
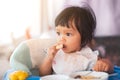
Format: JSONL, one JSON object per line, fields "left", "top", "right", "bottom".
{"left": 9, "top": 70, "right": 29, "bottom": 80}
{"left": 92, "top": 59, "right": 114, "bottom": 73}
{"left": 47, "top": 44, "right": 63, "bottom": 59}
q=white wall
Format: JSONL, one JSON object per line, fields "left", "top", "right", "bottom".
{"left": 0, "top": 0, "right": 40, "bottom": 43}
{"left": 0, "top": 0, "right": 65, "bottom": 43}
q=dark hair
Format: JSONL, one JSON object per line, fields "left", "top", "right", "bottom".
{"left": 55, "top": 6, "right": 96, "bottom": 48}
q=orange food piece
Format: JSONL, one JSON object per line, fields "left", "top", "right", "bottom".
{"left": 9, "top": 70, "right": 29, "bottom": 80}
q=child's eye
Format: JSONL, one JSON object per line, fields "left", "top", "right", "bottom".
{"left": 57, "top": 32, "right": 60, "bottom": 36}
{"left": 66, "top": 33, "right": 72, "bottom": 36}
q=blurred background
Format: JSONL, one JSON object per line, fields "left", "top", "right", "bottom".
{"left": 0, "top": 0, "right": 120, "bottom": 78}
{"left": 0, "top": 0, "right": 65, "bottom": 44}
{"left": 0, "top": 0, "right": 120, "bottom": 44}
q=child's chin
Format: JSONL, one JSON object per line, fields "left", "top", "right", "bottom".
{"left": 63, "top": 49, "right": 78, "bottom": 53}
{"left": 62, "top": 49, "right": 73, "bottom": 53}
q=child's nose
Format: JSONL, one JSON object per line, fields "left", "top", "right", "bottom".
{"left": 58, "top": 35, "right": 65, "bottom": 43}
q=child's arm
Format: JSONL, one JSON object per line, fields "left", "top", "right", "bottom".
{"left": 39, "top": 55, "right": 53, "bottom": 76}
{"left": 92, "top": 58, "right": 114, "bottom": 73}
{"left": 39, "top": 44, "right": 61, "bottom": 76}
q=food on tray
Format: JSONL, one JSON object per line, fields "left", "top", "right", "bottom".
{"left": 71, "top": 71, "right": 108, "bottom": 80}
{"left": 56, "top": 44, "right": 63, "bottom": 49}
{"left": 74, "top": 75, "right": 100, "bottom": 79}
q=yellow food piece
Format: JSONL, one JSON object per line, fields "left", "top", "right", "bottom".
{"left": 74, "top": 75, "right": 100, "bottom": 80}
{"left": 81, "top": 75, "right": 100, "bottom": 79}
{"left": 9, "top": 70, "right": 29, "bottom": 80}
{"left": 9, "top": 74, "right": 17, "bottom": 80}
{"left": 56, "top": 44, "right": 63, "bottom": 49}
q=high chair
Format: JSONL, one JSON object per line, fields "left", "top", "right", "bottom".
{"left": 4, "top": 38, "right": 56, "bottom": 80}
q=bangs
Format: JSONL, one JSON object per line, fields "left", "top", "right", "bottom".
{"left": 55, "top": 7, "right": 81, "bottom": 28}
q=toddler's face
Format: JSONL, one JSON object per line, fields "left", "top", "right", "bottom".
{"left": 56, "top": 24, "right": 81, "bottom": 53}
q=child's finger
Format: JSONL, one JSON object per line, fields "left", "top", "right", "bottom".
{"left": 53, "top": 42, "right": 63, "bottom": 50}
{"left": 93, "top": 60, "right": 104, "bottom": 71}
{"left": 93, "top": 62, "right": 100, "bottom": 71}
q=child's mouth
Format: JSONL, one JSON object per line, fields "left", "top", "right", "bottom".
{"left": 56, "top": 44, "right": 66, "bottom": 49}
{"left": 63, "top": 45, "right": 66, "bottom": 48}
